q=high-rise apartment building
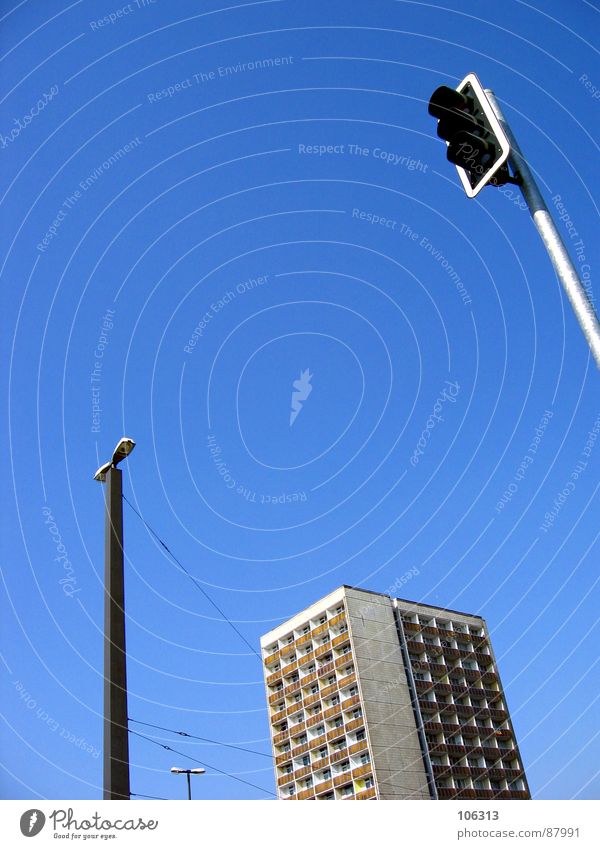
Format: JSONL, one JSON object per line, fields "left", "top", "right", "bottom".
{"left": 261, "top": 585, "right": 530, "bottom": 800}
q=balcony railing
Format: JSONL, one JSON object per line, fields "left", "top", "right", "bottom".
{"left": 264, "top": 650, "right": 280, "bottom": 666}
{"left": 314, "top": 779, "right": 333, "bottom": 795}
{"left": 348, "top": 739, "right": 369, "bottom": 756}
{"left": 335, "top": 655, "right": 353, "bottom": 669}
{"left": 317, "top": 662, "right": 335, "bottom": 678}
{"left": 294, "top": 765, "right": 312, "bottom": 780}
{"left": 338, "top": 672, "right": 356, "bottom": 689}
{"left": 355, "top": 787, "right": 377, "bottom": 800}
{"left": 329, "top": 612, "right": 346, "bottom": 627}
{"left": 352, "top": 763, "right": 372, "bottom": 779}
{"left": 315, "top": 643, "right": 332, "bottom": 658}
{"left": 266, "top": 670, "right": 282, "bottom": 686}
{"left": 332, "top": 632, "right": 351, "bottom": 649}
{"left": 296, "top": 787, "right": 315, "bottom": 800}
{"left": 333, "top": 772, "right": 353, "bottom": 787}
{"left": 345, "top": 717, "right": 365, "bottom": 733}
{"left": 327, "top": 727, "right": 345, "bottom": 742}
{"left": 330, "top": 748, "right": 349, "bottom": 764}
{"left": 320, "top": 682, "right": 338, "bottom": 698}
{"left": 303, "top": 693, "right": 320, "bottom": 708}
{"left": 342, "top": 694, "right": 361, "bottom": 711}
{"left": 308, "top": 734, "right": 327, "bottom": 751}
{"left": 306, "top": 713, "right": 324, "bottom": 728}
{"left": 275, "top": 752, "right": 292, "bottom": 766}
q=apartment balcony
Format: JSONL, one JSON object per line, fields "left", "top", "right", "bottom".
{"left": 268, "top": 691, "right": 284, "bottom": 705}
{"left": 342, "top": 694, "right": 361, "bottom": 711}
{"left": 355, "top": 787, "right": 377, "bottom": 800}
{"left": 501, "top": 790, "right": 529, "bottom": 800}
{"left": 294, "top": 765, "right": 312, "bottom": 780}
{"left": 332, "top": 632, "right": 351, "bottom": 649}
{"left": 277, "top": 774, "right": 294, "bottom": 787}
{"left": 273, "top": 730, "right": 289, "bottom": 745}
{"left": 318, "top": 684, "right": 337, "bottom": 701}
{"left": 475, "top": 651, "right": 492, "bottom": 665}
{"left": 291, "top": 741, "right": 310, "bottom": 757}
{"left": 304, "top": 693, "right": 320, "bottom": 708}
{"left": 481, "top": 671, "right": 497, "bottom": 684}
{"left": 284, "top": 680, "right": 301, "bottom": 697}
{"left": 315, "top": 643, "right": 332, "bottom": 659}
{"left": 327, "top": 727, "right": 346, "bottom": 742}
{"left": 314, "top": 779, "right": 333, "bottom": 795}
{"left": 345, "top": 717, "right": 365, "bottom": 733}
{"left": 335, "top": 655, "right": 353, "bottom": 669}
{"left": 307, "top": 713, "right": 324, "bottom": 728}
{"left": 338, "top": 672, "right": 357, "bottom": 689}
{"left": 308, "top": 734, "right": 327, "bottom": 751}
{"left": 298, "top": 651, "right": 316, "bottom": 668}
{"left": 333, "top": 771, "right": 353, "bottom": 788}
{"left": 442, "top": 646, "right": 462, "bottom": 660}
{"left": 324, "top": 704, "right": 342, "bottom": 721}
{"left": 312, "top": 622, "right": 329, "bottom": 637}
{"left": 282, "top": 660, "right": 299, "bottom": 675}
{"left": 423, "top": 721, "right": 444, "bottom": 735}
{"left": 330, "top": 750, "right": 349, "bottom": 765}
{"left": 329, "top": 612, "right": 347, "bottom": 627}
{"left": 317, "top": 662, "right": 335, "bottom": 678}
{"left": 437, "top": 788, "right": 478, "bottom": 800}
{"left": 296, "top": 787, "right": 316, "bottom": 800}
{"left": 402, "top": 620, "right": 420, "bottom": 633}
{"left": 348, "top": 739, "right": 369, "bottom": 756}
{"left": 295, "top": 635, "right": 313, "bottom": 651}
{"left": 352, "top": 764, "right": 372, "bottom": 779}
{"left": 266, "top": 670, "right": 283, "bottom": 686}
{"left": 275, "top": 752, "right": 292, "bottom": 766}
{"left": 312, "top": 757, "right": 329, "bottom": 772}
{"left": 280, "top": 644, "right": 296, "bottom": 658}
{"left": 264, "top": 650, "right": 280, "bottom": 666}
{"left": 489, "top": 708, "right": 508, "bottom": 722}
{"left": 271, "top": 709, "right": 287, "bottom": 724}
{"left": 406, "top": 639, "right": 424, "bottom": 654}
{"left": 418, "top": 661, "right": 448, "bottom": 677}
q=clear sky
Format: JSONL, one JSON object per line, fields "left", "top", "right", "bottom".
{"left": 0, "top": 0, "right": 598, "bottom": 801}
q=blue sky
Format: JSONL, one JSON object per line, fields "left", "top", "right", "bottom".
{"left": 0, "top": 0, "right": 598, "bottom": 801}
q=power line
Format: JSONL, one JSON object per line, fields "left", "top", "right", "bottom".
{"left": 122, "top": 494, "right": 262, "bottom": 660}
{"left": 131, "top": 792, "right": 168, "bottom": 800}
{"left": 129, "top": 728, "right": 277, "bottom": 798}
{"left": 129, "top": 718, "right": 273, "bottom": 759}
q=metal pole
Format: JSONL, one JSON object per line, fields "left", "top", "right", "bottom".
{"left": 486, "top": 89, "right": 600, "bottom": 370}
{"left": 186, "top": 772, "right": 192, "bottom": 801}
{"left": 103, "top": 466, "right": 130, "bottom": 800}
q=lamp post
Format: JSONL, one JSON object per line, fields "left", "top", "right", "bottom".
{"left": 94, "top": 437, "right": 136, "bottom": 801}
{"left": 170, "top": 767, "right": 206, "bottom": 800}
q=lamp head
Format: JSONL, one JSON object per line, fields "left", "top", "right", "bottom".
{"left": 93, "top": 461, "right": 112, "bottom": 482}
{"left": 170, "top": 767, "right": 185, "bottom": 774}
{"left": 112, "top": 437, "right": 136, "bottom": 466}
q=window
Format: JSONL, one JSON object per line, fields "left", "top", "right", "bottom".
{"left": 310, "top": 685, "right": 318, "bottom": 695}
{"left": 474, "top": 779, "right": 487, "bottom": 790}
{"left": 359, "top": 753, "right": 370, "bottom": 765}
{"left": 287, "top": 784, "right": 295, "bottom": 796}
{"left": 287, "top": 635, "right": 294, "bottom": 644}
{"left": 430, "top": 756, "right": 442, "bottom": 766}
{"left": 356, "top": 730, "right": 366, "bottom": 741}
{"left": 301, "top": 755, "right": 310, "bottom": 766}
{"left": 319, "top": 747, "right": 327, "bottom": 759}
{"left": 454, "top": 779, "right": 467, "bottom": 789}
{"left": 365, "top": 777, "right": 374, "bottom": 789}
{"left": 282, "top": 764, "right": 293, "bottom": 775}
{"left": 340, "top": 784, "right": 353, "bottom": 797}
{"left": 334, "top": 717, "right": 343, "bottom": 728}
{"left": 321, "top": 768, "right": 331, "bottom": 780}
{"left": 319, "top": 616, "right": 327, "bottom": 625}
{"left": 349, "top": 686, "right": 358, "bottom": 696}
{"left": 302, "top": 626, "right": 310, "bottom": 635}
{"left": 336, "top": 606, "right": 344, "bottom": 614}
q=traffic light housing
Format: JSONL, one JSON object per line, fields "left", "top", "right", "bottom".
{"left": 428, "top": 73, "right": 511, "bottom": 197}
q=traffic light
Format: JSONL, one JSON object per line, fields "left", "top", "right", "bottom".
{"left": 428, "top": 72, "right": 512, "bottom": 198}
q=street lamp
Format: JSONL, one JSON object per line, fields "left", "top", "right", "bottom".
{"left": 94, "top": 437, "right": 136, "bottom": 800}
{"left": 170, "top": 767, "right": 206, "bottom": 800}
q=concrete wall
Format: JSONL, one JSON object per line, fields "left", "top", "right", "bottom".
{"left": 344, "top": 588, "right": 431, "bottom": 799}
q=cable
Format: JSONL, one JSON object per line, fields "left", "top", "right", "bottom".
{"left": 122, "top": 495, "right": 262, "bottom": 660}
{"left": 129, "top": 718, "right": 273, "bottom": 759}
{"left": 131, "top": 792, "right": 168, "bottom": 800}
{"left": 129, "top": 728, "right": 277, "bottom": 798}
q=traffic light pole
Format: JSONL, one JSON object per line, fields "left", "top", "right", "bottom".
{"left": 485, "top": 89, "right": 600, "bottom": 370}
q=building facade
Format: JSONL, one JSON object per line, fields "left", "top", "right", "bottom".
{"left": 260, "top": 585, "right": 530, "bottom": 800}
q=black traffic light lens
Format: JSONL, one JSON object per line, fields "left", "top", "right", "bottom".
{"left": 428, "top": 85, "right": 469, "bottom": 119}
{"left": 437, "top": 112, "right": 482, "bottom": 140}
{"left": 447, "top": 130, "right": 496, "bottom": 173}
